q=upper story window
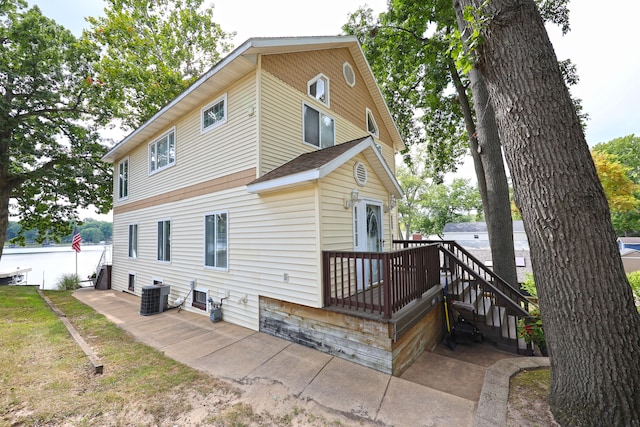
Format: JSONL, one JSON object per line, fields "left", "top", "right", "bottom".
{"left": 343, "top": 62, "right": 356, "bottom": 87}
{"left": 308, "top": 74, "right": 329, "bottom": 106}
{"left": 149, "top": 128, "right": 176, "bottom": 174}
{"left": 366, "top": 109, "right": 379, "bottom": 138}
{"left": 118, "top": 157, "right": 129, "bottom": 200}
{"left": 201, "top": 93, "right": 227, "bottom": 133}
{"left": 303, "top": 103, "right": 334, "bottom": 149}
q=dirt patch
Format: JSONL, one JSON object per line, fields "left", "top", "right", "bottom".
{"left": 507, "top": 368, "right": 559, "bottom": 427}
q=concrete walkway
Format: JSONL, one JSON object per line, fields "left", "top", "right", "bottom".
{"left": 72, "top": 288, "right": 546, "bottom": 426}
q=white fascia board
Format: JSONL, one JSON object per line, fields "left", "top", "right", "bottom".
{"left": 246, "top": 169, "right": 321, "bottom": 193}
{"left": 102, "top": 41, "right": 255, "bottom": 163}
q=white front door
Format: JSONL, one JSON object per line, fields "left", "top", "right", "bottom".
{"left": 354, "top": 200, "right": 383, "bottom": 289}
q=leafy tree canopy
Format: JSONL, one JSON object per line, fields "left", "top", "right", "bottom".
{"left": 420, "top": 178, "right": 482, "bottom": 238}
{"left": 0, "top": 0, "right": 113, "bottom": 254}
{"left": 85, "top": 0, "right": 235, "bottom": 130}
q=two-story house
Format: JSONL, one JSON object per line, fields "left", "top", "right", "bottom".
{"left": 102, "top": 36, "right": 452, "bottom": 375}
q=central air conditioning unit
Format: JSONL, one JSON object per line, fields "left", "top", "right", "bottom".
{"left": 140, "top": 284, "right": 171, "bottom": 316}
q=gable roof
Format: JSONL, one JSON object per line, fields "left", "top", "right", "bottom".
{"left": 246, "top": 136, "right": 403, "bottom": 197}
{"left": 102, "top": 36, "right": 404, "bottom": 163}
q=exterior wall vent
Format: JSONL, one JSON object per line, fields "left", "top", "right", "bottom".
{"left": 354, "top": 161, "right": 368, "bottom": 186}
{"left": 343, "top": 62, "right": 356, "bottom": 87}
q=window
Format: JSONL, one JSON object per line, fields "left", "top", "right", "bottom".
{"left": 201, "top": 94, "right": 227, "bottom": 133}
{"left": 303, "top": 104, "right": 334, "bottom": 148}
{"left": 128, "top": 273, "right": 135, "bottom": 292}
{"left": 128, "top": 224, "right": 138, "bottom": 258}
{"left": 205, "top": 212, "right": 228, "bottom": 269}
{"left": 149, "top": 129, "right": 176, "bottom": 174}
{"left": 366, "top": 109, "right": 379, "bottom": 137}
{"left": 193, "top": 289, "right": 207, "bottom": 310}
{"left": 157, "top": 220, "right": 171, "bottom": 262}
{"left": 118, "top": 158, "right": 128, "bottom": 199}
{"left": 343, "top": 62, "right": 356, "bottom": 87}
{"left": 308, "top": 74, "right": 329, "bottom": 106}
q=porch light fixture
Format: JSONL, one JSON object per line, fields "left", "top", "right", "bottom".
{"left": 384, "top": 195, "right": 397, "bottom": 213}
{"left": 344, "top": 188, "right": 359, "bottom": 209}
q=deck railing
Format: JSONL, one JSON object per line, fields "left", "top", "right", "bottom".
{"left": 322, "top": 244, "right": 440, "bottom": 319}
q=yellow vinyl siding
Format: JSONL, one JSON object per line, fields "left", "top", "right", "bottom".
{"left": 113, "top": 74, "right": 258, "bottom": 208}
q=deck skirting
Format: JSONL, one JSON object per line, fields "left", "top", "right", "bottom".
{"left": 259, "top": 296, "right": 444, "bottom": 376}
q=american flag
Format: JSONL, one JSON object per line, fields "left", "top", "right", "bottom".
{"left": 71, "top": 226, "right": 81, "bottom": 253}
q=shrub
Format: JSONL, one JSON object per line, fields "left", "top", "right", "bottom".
{"left": 627, "top": 271, "right": 640, "bottom": 309}
{"left": 57, "top": 273, "right": 80, "bottom": 290}
{"left": 521, "top": 272, "right": 537, "bottom": 298}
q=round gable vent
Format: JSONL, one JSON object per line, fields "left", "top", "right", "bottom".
{"left": 343, "top": 62, "right": 356, "bottom": 87}
{"left": 354, "top": 161, "right": 368, "bottom": 186}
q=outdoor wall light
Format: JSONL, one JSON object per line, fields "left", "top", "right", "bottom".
{"left": 344, "top": 188, "right": 359, "bottom": 209}
{"left": 384, "top": 194, "right": 397, "bottom": 213}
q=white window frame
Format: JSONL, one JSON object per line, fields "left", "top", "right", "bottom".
{"left": 204, "top": 211, "right": 228, "bottom": 270}
{"left": 118, "top": 157, "right": 129, "bottom": 200}
{"left": 201, "top": 93, "right": 227, "bottom": 133}
{"left": 127, "top": 272, "right": 136, "bottom": 292}
{"left": 302, "top": 103, "right": 335, "bottom": 149}
{"left": 366, "top": 108, "right": 379, "bottom": 138}
{"left": 156, "top": 219, "right": 171, "bottom": 263}
{"left": 307, "top": 74, "right": 330, "bottom": 107}
{"left": 128, "top": 223, "right": 138, "bottom": 258}
{"left": 149, "top": 128, "right": 176, "bottom": 175}
{"left": 192, "top": 288, "right": 208, "bottom": 311}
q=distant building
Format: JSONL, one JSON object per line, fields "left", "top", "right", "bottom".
{"left": 443, "top": 220, "right": 531, "bottom": 284}
{"left": 618, "top": 237, "right": 640, "bottom": 252}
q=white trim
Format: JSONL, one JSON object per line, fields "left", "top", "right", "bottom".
{"left": 200, "top": 93, "right": 228, "bottom": 134}
{"left": 127, "top": 272, "right": 136, "bottom": 292}
{"left": 366, "top": 108, "right": 379, "bottom": 138}
{"left": 307, "top": 73, "right": 330, "bottom": 107}
{"left": 156, "top": 218, "right": 172, "bottom": 264}
{"left": 302, "top": 102, "right": 335, "bottom": 149}
{"left": 203, "top": 210, "right": 229, "bottom": 271}
{"left": 127, "top": 223, "right": 138, "bottom": 259}
{"left": 148, "top": 127, "right": 177, "bottom": 175}
{"left": 247, "top": 136, "right": 403, "bottom": 196}
{"left": 117, "top": 157, "right": 129, "bottom": 200}
{"left": 192, "top": 287, "right": 209, "bottom": 311}
{"left": 343, "top": 62, "right": 356, "bottom": 87}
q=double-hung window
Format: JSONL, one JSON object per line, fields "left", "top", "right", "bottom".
{"left": 118, "top": 158, "right": 128, "bottom": 199}
{"left": 128, "top": 224, "right": 138, "bottom": 258}
{"left": 205, "top": 212, "right": 227, "bottom": 269}
{"left": 201, "top": 94, "right": 227, "bottom": 133}
{"left": 149, "top": 129, "right": 176, "bottom": 174}
{"left": 157, "top": 220, "right": 171, "bottom": 262}
{"left": 303, "top": 103, "right": 334, "bottom": 148}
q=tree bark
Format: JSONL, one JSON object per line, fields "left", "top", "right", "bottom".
{"left": 450, "top": 59, "right": 518, "bottom": 287}
{"left": 453, "top": 0, "right": 640, "bottom": 424}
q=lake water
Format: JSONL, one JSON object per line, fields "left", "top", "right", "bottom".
{"left": 0, "top": 245, "right": 111, "bottom": 290}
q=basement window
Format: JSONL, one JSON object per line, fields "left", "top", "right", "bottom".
{"left": 193, "top": 289, "right": 207, "bottom": 311}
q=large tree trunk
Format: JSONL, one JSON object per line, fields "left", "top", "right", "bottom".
{"left": 450, "top": 61, "right": 518, "bottom": 287}
{"left": 453, "top": 0, "right": 640, "bottom": 425}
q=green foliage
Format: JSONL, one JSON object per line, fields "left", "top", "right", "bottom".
{"left": 0, "top": 0, "right": 113, "bottom": 253}
{"left": 343, "top": 1, "right": 469, "bottom": 181}
{"left": 420, "top": 178, "right": 482, "bottom": 237}
{"left": 517, "top": 308, "right": 545, "bottom": 349}
{"left": 521, "top": 272, "right": 538, "bottom": 297}
{"left": 5, "top": 219, "right": 112, "bottom": 244}
{"left": 56, "top": 273, "right": 80, "bottom": 290}
{"left": 84, "top": 0, "right": 234, "bottom": 130}
{"left": 627, "top": 271, "right": 640, "bottom": 308}
{"left": 592, "top": 135, "right": 640, "bottom": 235}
